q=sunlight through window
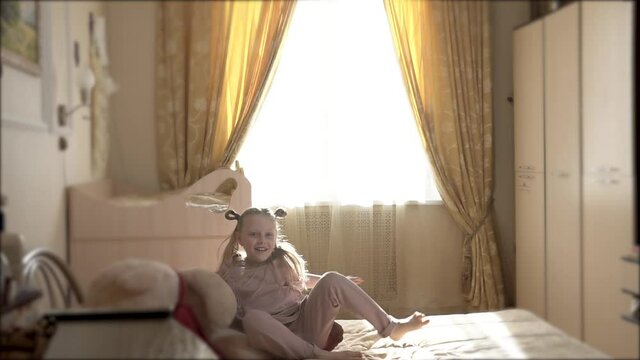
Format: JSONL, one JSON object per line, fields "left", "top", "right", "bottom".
{"left": 235, "top": 0, "right": 441, "bottom": 207}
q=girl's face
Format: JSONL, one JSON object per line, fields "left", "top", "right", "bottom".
{"left": 235, "top": 214, "right": 277, "bottom": 263}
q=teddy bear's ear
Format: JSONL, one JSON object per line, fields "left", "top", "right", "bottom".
{"left": 117, "top": 260, "right": 175, "bottom": 293}
{"left": 180, "top": 269, "right": 236, "bottom": 331}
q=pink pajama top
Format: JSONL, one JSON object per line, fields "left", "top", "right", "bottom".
{"left": 219, "top": 257, "right": 306, "bottom": 325}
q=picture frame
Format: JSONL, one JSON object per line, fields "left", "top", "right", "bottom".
{"left": 1, "top": 0, "right": 55, "bottom": 133}
{"left": 1, "top": 0, "right": 41, "bottom": 76}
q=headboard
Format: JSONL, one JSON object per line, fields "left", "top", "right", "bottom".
{"left": 68, "top": 167, "right": 251, "bottom": 290}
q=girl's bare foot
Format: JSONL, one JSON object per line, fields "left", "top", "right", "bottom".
{"left": 389, "top": 311, "right": 430, "bottom": 341}
{"left": 314, "top": 348, "right": 364, "bottom": 359}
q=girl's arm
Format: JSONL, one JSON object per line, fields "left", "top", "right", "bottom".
{"left": 305, "top": 273, "right": 364, "bottom": 289}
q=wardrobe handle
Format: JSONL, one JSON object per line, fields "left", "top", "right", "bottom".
{"left": 518, "top": 165, "right": 535, "bottom": 171}
{"left": 592, "top": 178, "right": 620, "bottom": 185}
{"left": 518, "top": 174, "right": 534, "bottom": 179}
{"left": 592, "top": 166, "right": 620, "bottom": 173}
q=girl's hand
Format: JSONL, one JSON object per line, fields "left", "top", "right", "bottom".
{"left": 347, "top": 275, "right": 364, "bottom": 285}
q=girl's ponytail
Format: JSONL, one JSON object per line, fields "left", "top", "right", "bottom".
{"left": 269, "top": 208, "right": 308, "bottom": 286}
{"left": 225, "top": 209, "right": 241, "bottom": 221}
{"left": 274, "top": 208, "right": 287, "bottom": 219}
{"left": 218, "top": 209, "right": 242, "bottom": 274}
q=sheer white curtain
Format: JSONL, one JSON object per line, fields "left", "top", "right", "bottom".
{"left": 282, "top": 204, "right": 399, "bottom": 311}
{"left": 235, "top": 0, "right": 439, "bottom": 208}
{"left": 234, "top": 0, "right": 442, "bottom": 312}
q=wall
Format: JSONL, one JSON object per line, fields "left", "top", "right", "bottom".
{"left": 1, "top": 1, "right": 105, "bottom": 259}
{"left": 106, "top": 1, "right": 159, "bottom": 193}
{"left": 490, "top": 0, "right": 530, "bottom": 307}
{"left": 64, "top": 1, "right": 101, "bottom": 187}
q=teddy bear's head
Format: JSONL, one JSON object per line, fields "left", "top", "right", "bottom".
{"left": 84, "top": 259, "right": 273, "bottom": 359}
{"left": 85, "top": 258, "right": 179, "bottom": 310}
{"left": 85, "top": 259, "right": 237, "bottom": 337}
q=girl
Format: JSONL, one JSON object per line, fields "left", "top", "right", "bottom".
{"left": 217, "top": 207, "right": 429, "bottom": 359}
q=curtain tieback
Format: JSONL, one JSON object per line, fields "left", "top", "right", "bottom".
{"left": 466, "top": 198, "right": 494, "bottom": 241}
{"left": 462, "top": 197, "right": 494, "bottom": 294}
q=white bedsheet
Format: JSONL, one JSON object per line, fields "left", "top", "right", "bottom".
{"left": 333, "top": 309, "right": 609, "bottom": 359}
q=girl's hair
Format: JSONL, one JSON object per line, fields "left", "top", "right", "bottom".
{"left": 219, "top": 207, "right": 307, "bottom": 283}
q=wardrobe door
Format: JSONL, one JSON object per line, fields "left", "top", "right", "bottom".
{"left": 583, "top": 177, "right": 637, "bottom": 358}
{"left": 513, "top": 19, "right": 545, "bottom": 318}
{"left": 582, "top": 2, "right": 637, "bottom": 358}
{"left": 515, "top": 173, "right": 546, "bottom": 318}
{"left": 582, "top": 2, "right": 633, "bottom": 178}
{"left": 543, "top": 3, "right": 582, "bottom": 340}
{"left": 513, "top": 20, "right": 544, "bottom": 173}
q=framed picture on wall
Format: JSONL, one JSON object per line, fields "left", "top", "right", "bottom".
{"left": 1, "top": 0, "right": 55, "bottom": 133}
{"left": 1, "top": 0, "right": 41, "bottom": 76}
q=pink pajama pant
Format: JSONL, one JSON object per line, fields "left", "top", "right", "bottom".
{"left": 242, "top": 271, "right": 397, "bottom": 359}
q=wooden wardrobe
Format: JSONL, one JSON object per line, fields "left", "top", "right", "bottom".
{"left": 513, "top": 1, "right": 637, "bottom": 358}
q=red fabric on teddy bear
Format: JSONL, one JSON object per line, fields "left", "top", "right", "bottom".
{"left": 173, "top": 273, "right": 207, "bottom": 342}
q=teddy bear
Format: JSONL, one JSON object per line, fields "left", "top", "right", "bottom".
{"left": 84, "top": 258, "right": 270, "bottom": 359}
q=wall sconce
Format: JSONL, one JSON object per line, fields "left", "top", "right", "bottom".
{"left": 57, "top": 68, "right": 96, "bottom": 128}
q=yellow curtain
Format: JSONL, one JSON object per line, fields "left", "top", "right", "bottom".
{"left": 156, "top": 1, "right": 296, "bottom": 190}
{"left": 385, "top": 0, "right": 504, "bottom": 310}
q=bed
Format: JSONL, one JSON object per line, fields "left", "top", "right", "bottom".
{"left": 333, "top": 309, "right": 609, "bottom": 359}
{"left": 41, "top": 308, "right": 609, "bottom": 359}
{"left": 67, "top": 166, "right": 251, "bottom": 291}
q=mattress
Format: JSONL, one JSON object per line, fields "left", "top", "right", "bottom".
{"left": 333, "top": 309, "right": 609, "bottom": 359}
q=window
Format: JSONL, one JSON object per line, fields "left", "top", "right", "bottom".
{"left": 235, "top": 0, "right": 440, "bottom": 207}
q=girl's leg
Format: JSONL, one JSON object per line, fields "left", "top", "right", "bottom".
{"left": 293, "top": 271, "right": 397, "bottom": 346}
{"left": 242, "top": 309, "right": 317, "bottom": 359}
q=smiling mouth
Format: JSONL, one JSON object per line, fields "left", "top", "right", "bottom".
{"left": 255, "top": 247, "right": 269, "bottom": 252}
